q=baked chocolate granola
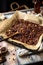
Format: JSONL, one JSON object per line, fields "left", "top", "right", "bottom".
{"left": 6, "top": 19, "right": 43, "bottom": 45}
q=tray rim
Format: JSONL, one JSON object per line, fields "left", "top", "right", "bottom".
{"left": 2, "top": 6, "right": 43, "bottom": 15}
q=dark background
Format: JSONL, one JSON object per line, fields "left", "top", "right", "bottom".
{"left": 0, "top": 0, "right": 43, "bottom": 12}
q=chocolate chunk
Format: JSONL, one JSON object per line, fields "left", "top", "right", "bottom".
{"left": 13, "top": 58, "right": 15, "bottom": 61}
{"left": 0, "top": 56, "right": 6, "bottom": 64}
{"left": 1, "top": 47, "right": 9, "bottom": 56}
{"left": 13, "top": 53, "right": 15, "bottom": 55}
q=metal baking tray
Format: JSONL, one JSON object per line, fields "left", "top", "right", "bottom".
{"left": 0, "top": 8, "right": 43, "bottom": 65}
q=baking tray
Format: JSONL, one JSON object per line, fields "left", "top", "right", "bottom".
{"left": 0, "top": 8, "right": 43, "bottom": 65}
